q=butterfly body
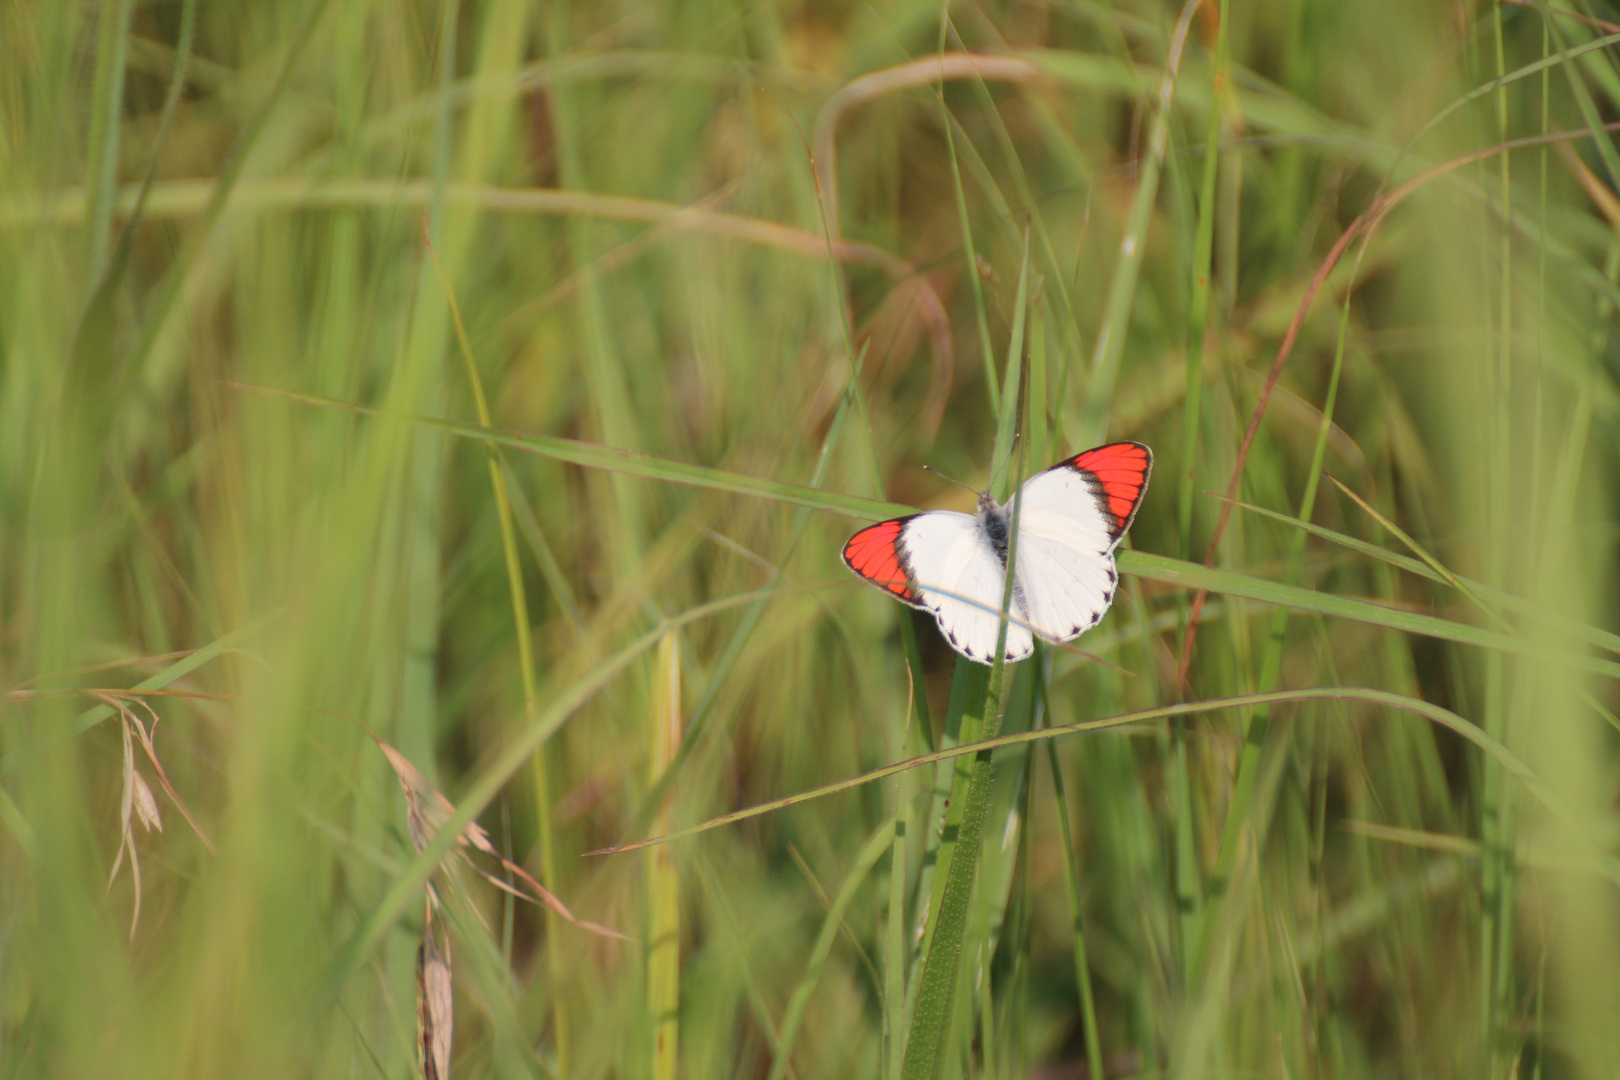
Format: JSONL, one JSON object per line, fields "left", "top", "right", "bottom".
{"left": 843, "top": 442, "right": 1151, "bottom": 664}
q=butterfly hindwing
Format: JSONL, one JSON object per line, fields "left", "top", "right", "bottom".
{"left": 898, "top": 512, "right": 1035, "bottom": 663}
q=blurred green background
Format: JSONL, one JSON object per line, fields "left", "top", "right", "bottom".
{"left": 4, "top": 0, "right": 1620, "bottom": 1077}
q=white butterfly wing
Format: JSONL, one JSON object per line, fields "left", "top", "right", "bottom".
{"left": 1008, "top": 465, "right": 1120, "bottom": 644}
{"left": 844, "top": 443, "right": 1150, "bottom": 665}
{"left": 899, "top": 512, "right": 1035, "bottom": 664}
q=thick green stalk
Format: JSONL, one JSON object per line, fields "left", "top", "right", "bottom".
{"left": 903, "top": 417, "right": 1027, "bottom": 1079}
{"left": 900, "top": 661, "right": 999, "bottom": 1080}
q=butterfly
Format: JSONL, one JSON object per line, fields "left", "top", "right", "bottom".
{"left": 842, "top": 442, "right": 1152, "bottom": 665}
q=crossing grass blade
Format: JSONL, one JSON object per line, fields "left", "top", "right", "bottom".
{"left": 226, "top": 383, "right": 912, "bottom": 520}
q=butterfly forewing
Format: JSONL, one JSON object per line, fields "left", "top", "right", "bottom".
{"left": 1066, "top": 441, "right": 1152, "bottom": 542}
{"left": 841, "top": 517, "right": 923, "bottom": 605}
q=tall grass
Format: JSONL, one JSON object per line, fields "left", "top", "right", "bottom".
{"left": 3, "top": 1, "right": 1619, "bottom": 1078}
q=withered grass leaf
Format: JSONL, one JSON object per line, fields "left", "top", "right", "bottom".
{"left": 417, "top": 915, "right": 454, "bottom": 1080}
{"left": 91, "top": 691, "right": 218, "bottom": 939}
{"left": 132, "top": 772, "right": 162, "bottom": 832}
{"left": 106, "top": 710, "right": 147, "bottom": 938}
{"left": 371, "top": 731, "right": 624, "bottom": 940}
{"left": 89, "top": 691, "right": 214, "bottom": 853}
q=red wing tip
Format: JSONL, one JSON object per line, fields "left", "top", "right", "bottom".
{"left": 843, "top": 519, "right": 919, "bottom": 602}
{"left": 1069, "top": 442, "right": 1152, "bottom": 536}
{"left": 1072, "top": 441, "right": 1151, "bottom": 465}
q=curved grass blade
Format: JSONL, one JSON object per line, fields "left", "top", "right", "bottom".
{"left": 1213, "top": 491, "right": 1620, "bottom": 656}
{"left": 589, "top": 686, "right": 1614, "bottom": 885}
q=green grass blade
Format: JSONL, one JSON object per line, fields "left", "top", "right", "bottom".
{"left": 1328, "top": 476, "right": 1510, "bottom": 632}
{"left": 1075, "top": 0, "right": 1202, "bottom": 445}
{"left": 229, "top": 383, "right": 911, "bottom": 520}
{"left": 990, "top": 226, "right": 1030, "bottom": 499}
{"left": 901, "top": 662, "right": 974, "bottom": 1049}
{"left": 1119, "top": 551, "right": 1620, "bottom": 679}
{"left": 936, "top": 17, "right": 1000, "bottom": 419}
{"left": 81, "top": 0, "right": 134, "bottom": 281}
{"left": 911, "top": 662, "right": 990, "bottom": 974}
{"left": 239, "top": 380, "right": 1620, "bottom": 678}
{"left": 886, "top": 810, "right": 909, "bottom": 1080}
{"left": 899, "top": 614, "right": 936, "bottom": 755}
{"left": 904, "top": 389, "right": 1027, "bottom": 1079}
{"left": 1214, "top": 492, "right": 1620, "bottom": 655}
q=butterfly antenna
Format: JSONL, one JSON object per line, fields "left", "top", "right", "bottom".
{"left": 922, "top": 463, "right": 985, "bottom": 497}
